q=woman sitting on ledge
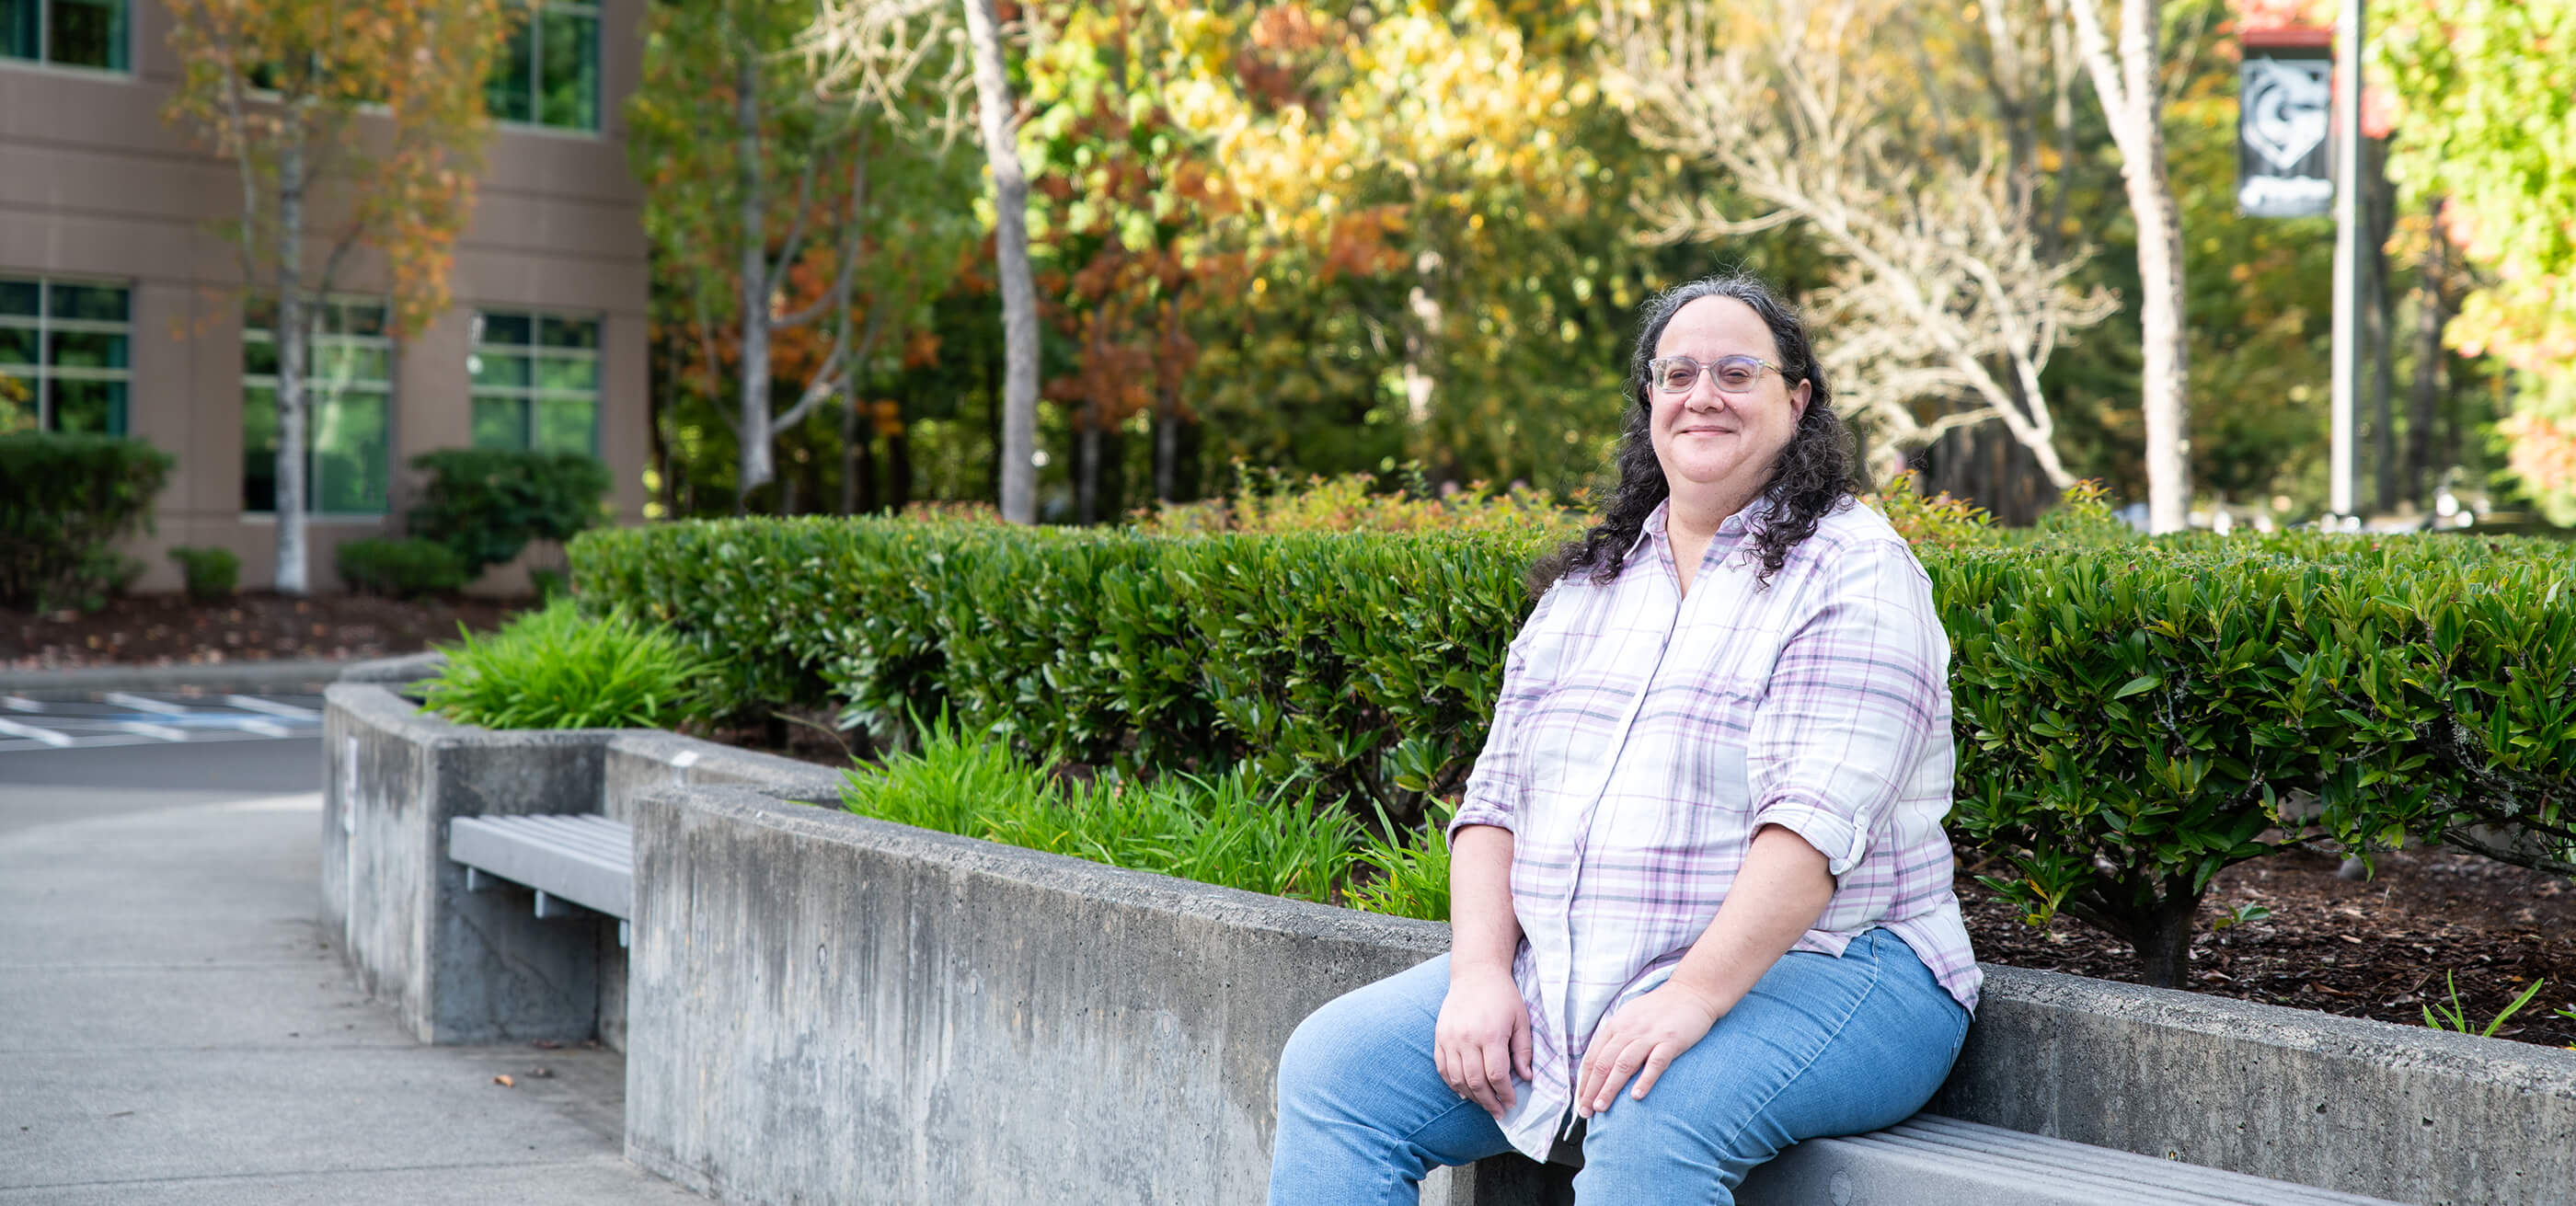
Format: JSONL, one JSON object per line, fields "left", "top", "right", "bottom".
{"left": 1268, "top": 273, "right": 1983, "bottom": 1203}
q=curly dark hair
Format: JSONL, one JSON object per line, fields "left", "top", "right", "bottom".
{"left": 1529, "top": 273, "right": 1859, "bottom": 594}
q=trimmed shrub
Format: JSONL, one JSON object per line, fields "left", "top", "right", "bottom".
{"left": 406, "top": 448, "right": 611, "bottom": 580}
{"left": 422, "top": 598, "right": 717, "bottom": 730}
{"left": 572, "top": 514, "right": 2576, "bottom": 985}
{"left": 0, "top": 432, "right": 172, "bottom": 611}
{"left": 337, "top": 537, "right": 469, "bottom": 598}
{"left": 167, "top": 546, "right": 240, "bottom": 601}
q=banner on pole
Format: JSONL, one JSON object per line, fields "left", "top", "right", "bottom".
{"left": 2239, "top": 29, "right": 2334, "bottom": 217}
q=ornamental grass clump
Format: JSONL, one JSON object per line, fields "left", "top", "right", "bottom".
{"left": 422, "top": 598, "right": 716, "bottom": 730}
{"left": 842, "top": 714, "right": 1371, "bottom": 903}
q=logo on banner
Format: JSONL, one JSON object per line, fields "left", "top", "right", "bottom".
{"left": 2243, "top": 59, "right": 2330, "bottom": 170}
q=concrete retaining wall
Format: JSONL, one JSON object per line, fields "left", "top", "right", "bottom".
{"left": 328, "top": 661, "right": 2576, "bottom": 1206}
{"left": 621, "top": 785, "right": 1571, "bottom": 1206}
{"left": 321, "top": 678, "right": 844, "bottom": 1050}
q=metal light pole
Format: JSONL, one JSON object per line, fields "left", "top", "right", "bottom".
{"left": 2329, "top": 0, "right": 2364, "bottom": 522}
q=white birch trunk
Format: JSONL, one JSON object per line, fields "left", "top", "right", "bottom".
{"left": 274, "top": 141, "right": 310, "bottom": 596}
{"left": 2070, "top": 0, "right": 2190, "bottom": 532}
{"left": 734, "top": 53, "right": 776, "bottom": 503}
{"left": 961, "top": 0, "right": 1039, "bottom": 524}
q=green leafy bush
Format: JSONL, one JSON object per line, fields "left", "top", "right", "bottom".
{"left": 167, "top": 546, "right": 240, "bottom": 601}
{"left": 573, "top": 517, "right": 1551, "bottom": 822}
{"left": 1137, "top": 464, "right": 1586, "bottom": 536}
{"left": 843, "top": 712, "right": 1363, "bottom": 902}
{"left": 0, "top": 432, "right": 172, "bottom": 611}
{"left": 406, "top": 448, "right": 611, "bottom": 580}
{"left": 576, "top": 514, "right": 2576, "bottom": 984}
{"left": 336, "top": 537, "right": 469, "bottom": 598}
{"left": 422, "top": 599, "right": 716, "bottom": 730}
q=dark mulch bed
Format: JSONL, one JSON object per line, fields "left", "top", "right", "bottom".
{"left": 3, "top": 592, "right": 527, "bottom": 671}
{"left": 1960, "top": 844, "right": 2576, "bottom": 1050}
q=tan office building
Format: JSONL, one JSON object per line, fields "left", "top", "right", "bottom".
{"left": 1, "top": 0, "right": 648, "bottom": 594}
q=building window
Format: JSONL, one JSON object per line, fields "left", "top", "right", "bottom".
{"left": 0, "top": 276, "right": 131, "bottom": 434}
{"left": 471, "top": 310, "right": 599, "bottom": 455}
{"left": 1, "top": 0, "right": 131, "bottom": 72}
{"left": 242, "top": 298, "right": 393, "bottom": 514}
{"left": 487, "top": 0, "right": 599, "bottom": 132}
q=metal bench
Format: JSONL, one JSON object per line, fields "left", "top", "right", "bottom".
{"left": 448, "top": 813, "right": 635, "bottom": 948}
{"left": 1738, "top": 1113, "right": 2399, "bottom": 1205}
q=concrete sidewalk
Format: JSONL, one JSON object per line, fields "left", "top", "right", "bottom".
{"left": 0, "top": 791, "right": 703, "bottom": 1204}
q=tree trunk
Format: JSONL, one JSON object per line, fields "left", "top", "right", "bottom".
{"left": 1075, "top": 418, "right": 1101, "bottom": 525}
{"left": 2127, "top": 885, "right": 2202, "bottom": 989}
{"left": 887, "top": 419, "right": 912, "bottom": 512}
{"left": 962, "top": 0, "right": 1039, "bottom": 525}
{"left": 2406, "top": 199, "right": 2449, "bottom": 509}
{"left": 841, "top": 395, "right": 875, "bottom": 514}
{"left": 1155, "top": 294, "right": 1181, "bottom": 504}
{"left": 2367, "top": 137, "right": 2399, "bottom": 513}
{"left": 1400, "top": 251, "right": 1444, "bottom": 430}
{"left": 274, "top": 142, "right": 310, "bottom": 596}
{"left": 733, "top": 52, "right": 776, "bottom": 501}
{"left": 2069, "top": 0, "right": 2189, "bottom": 532}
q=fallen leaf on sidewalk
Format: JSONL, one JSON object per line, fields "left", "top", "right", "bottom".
{"left": 493, "top": 1074, "right": 515, "bottom": 1088}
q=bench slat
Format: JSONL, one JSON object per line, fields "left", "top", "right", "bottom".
{"left": 1741, "top": 1114, "right": 2402, "bottom": 1205}
{"left": 448, "top": 813, "right": 633, "bottom": 920}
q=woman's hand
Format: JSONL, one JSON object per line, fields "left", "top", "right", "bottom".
{"left": 1573, "top": 981, "right": 1726, "bottom": 1118}
{"left": 1435, "top": 967, "right": 1533, "bottom": 1117}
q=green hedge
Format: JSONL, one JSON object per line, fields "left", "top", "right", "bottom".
{"left": 0, "top": 432, "right": 172, "bottom": 611}
{"left": 571, "top": 517, "right": 2576, "bottom": 985}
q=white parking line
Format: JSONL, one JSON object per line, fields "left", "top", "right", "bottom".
{"left": 1, "top": 696, "right": 49, "bottom": 713}
{"left": 0, "top": 717, "right": 75, "bottom": 748}
{"left": 221, "top": 694, "right": 323, "bottom": 720}
{"left": 110, "top": 720, "right": 190, "bottom": 741}
{"left": 102, "top": 691, "right": 196, "bottom": 714}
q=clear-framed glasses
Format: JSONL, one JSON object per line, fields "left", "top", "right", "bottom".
{"left": 1647, "top": 354, "right": 1788, "bottom": 396}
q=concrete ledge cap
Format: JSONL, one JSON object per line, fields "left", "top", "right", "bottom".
{"left": 644, "top": 784, "right": 1454, "bottom": 956}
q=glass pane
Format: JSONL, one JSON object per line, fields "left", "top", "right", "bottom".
{"left": 50, "top": 377, "right": 125, "bottom": 434}
{"left": 48, "top": 329, "right": 126, "bottom": 370}
{"left": 534, "top": 352, "right": 595, "bottom": 393}
{"left": 48, "top": 282, "right": 128, "bottom": 323}
{"left": 486, "top": 16, "right": 534, "bottom": 122}
{"left": 473, "top": 396, "right": 528, "bottom": 450}
{"left": 49, "top": 0, "right": 128, "bottom": 70}
{"left": 242, "top": 384, "right": 278, "bottom": 511}
{"left": 476, "top": 311, "right": 532, "bottom": 347}
{"left": 538, "top": 316, "right": 599, "bottom": 349}
{"left": 311, "top": 392, "right": 388, "bottom": 512}
{"left": 536, "top": 8, "right": 599, "bottom": 130}
{"left": 0, "top": 326, "right": 36, "bottom": 367}
{"left": 312, "top": 343, "right": 390, "bottom": 386}
{"left": 533, "top": 398, "right": 595, "bottom": 455}
{"left": 334, "top": 303, "right": 387, "bottom": 338}
{"left": 241, "top": 334, "right": 277, "bottom": 377}
{"left": 1, "top": 377, "right": 32, "bottom": 432}
{"left": 0, "top": 280, "right": 36, "bottom": 316}
{"left": 243, "top": 293, "right": 277, "bottom": 333}
{"left": 470, "top": 350, "right": 529, "bottom": 389}
{"left": 2, "top": 0, "right": 36, "bottom": 61}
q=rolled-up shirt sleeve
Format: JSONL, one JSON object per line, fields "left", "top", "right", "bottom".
{"left": 1449, "top": 585, "right": 1563, "bottom": 841}
{"left": 1748, "top": 539, "right": 1947, "bottom": 878}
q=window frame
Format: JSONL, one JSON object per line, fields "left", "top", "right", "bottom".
{"left": 0, "top": 0, "right": 136, "bottom": 77}
{"left": 488, "top": 0, "right": 602, "bottom": 136}
{"left": 0, "top": 272, "right": 134, "bottom": 435}
{"left": 468, "top": 306, "right": 603, "bottom": 457}
{"left": 239, "top": 295, "right": 397, "bottom": 518}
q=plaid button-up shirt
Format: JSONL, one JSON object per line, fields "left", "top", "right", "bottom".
{"left": 1447, "top": 496, "right": 1981, "bottom": 1160}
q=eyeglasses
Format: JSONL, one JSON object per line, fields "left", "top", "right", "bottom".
{"left": 1647, "top": 354, "right": 1788, "bottom": 396}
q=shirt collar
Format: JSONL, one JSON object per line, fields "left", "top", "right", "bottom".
{"left": 1625, "top": 494, "right": 1776, "bottom": 567}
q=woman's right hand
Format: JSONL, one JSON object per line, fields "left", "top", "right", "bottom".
{"left": 1435, "top": 966, "right": 1533, "bottom": 1117}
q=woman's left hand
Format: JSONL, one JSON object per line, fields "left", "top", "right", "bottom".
{"left": 1573, "top": 982, "right": 1727, "bottom": 1118}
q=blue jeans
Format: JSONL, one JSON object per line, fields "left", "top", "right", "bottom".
{"left": 1268, "top": 928, "right": 1969, "bottom": 1205}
